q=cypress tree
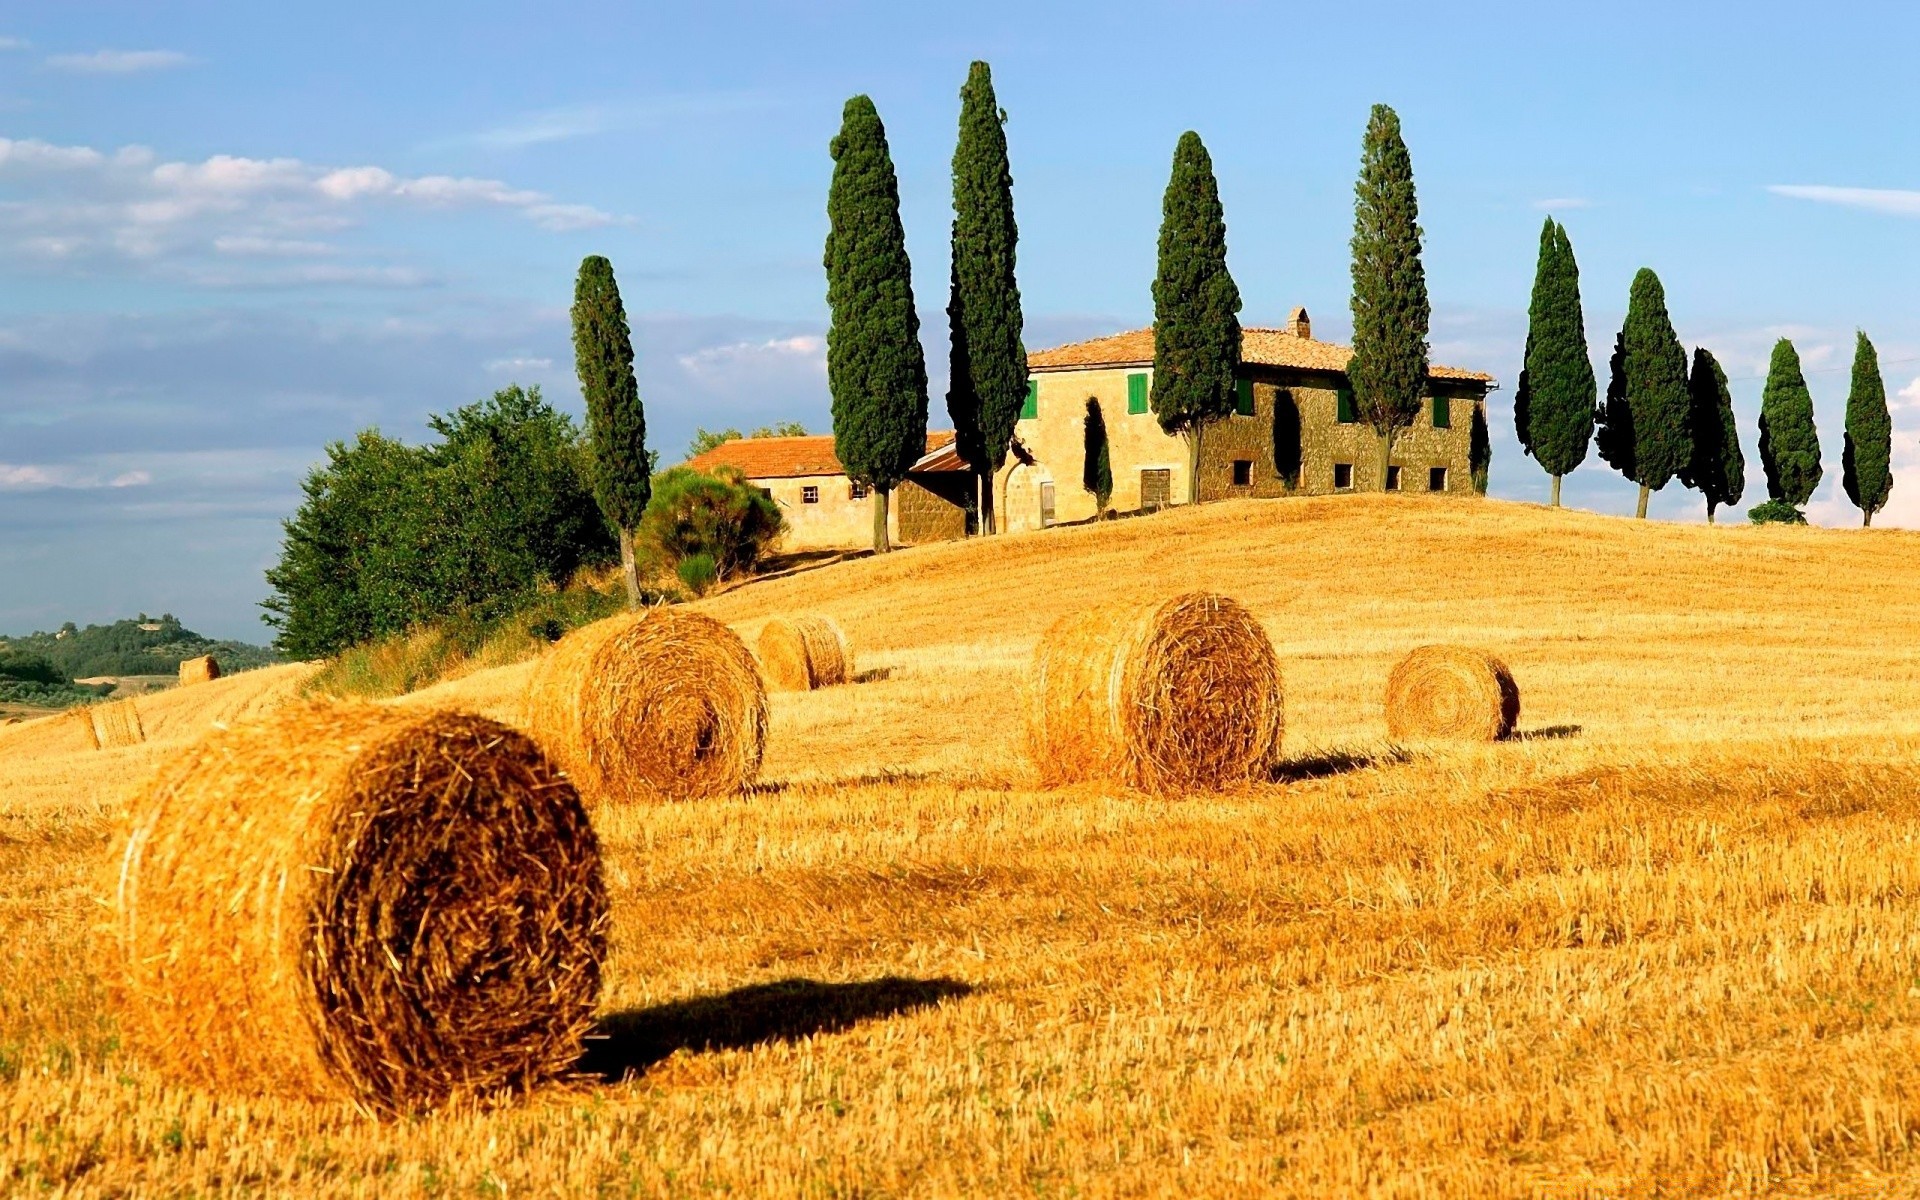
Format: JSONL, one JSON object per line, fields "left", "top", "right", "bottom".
{"left": 1678, "top": 347, "right": 1744, "bottom": 523}
{"left": 1595, "top": 269, "right": 1690, "bottom": 517}
{"left": 1513, "top": 355, "right": 1533, "bottom": 458}
{"left": 1758, "top": 338, "right": 1822, "bottom": 509}
{"left": 946, "top": 61, "right": 1025, "bottom": 536}
{"left": 571, "top": 254, "right": 649, "bottom": 606}
{"left": 1083, "top": 398, "right": 1113, "bottom": 515}
{"left": 1523, "top": 219, "right": 1595, "bottom": 506}
{"left": 1843, "top": 330, "right": 1892, "bottom": 526}
{"left": 1470, "top": 400, "right": 1491, "bottom": 495}
{"left": 1150, "top": 131, "right": 1241, "bottom": 504}
{"left": 1348, "top": 103, "right": 1430, "bottom": 490}
{"left": 825, "top": 95, "right": 930, "bottom": 553}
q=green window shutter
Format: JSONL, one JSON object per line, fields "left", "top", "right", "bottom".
{"left": 1432, "top": 394, "right": 1451, "bottom": 429}
{"left": 1336, "top": 386, "right": 1355, "bottom": 424}
{"left": 1127, "top": 372, "right": 1148, "bottom": 414}
{"left": 1021, "top": 379, "right": 1038, "bottom": 420}
{"left": 1235, "top": 379, "right": 1254, "bottom": 416}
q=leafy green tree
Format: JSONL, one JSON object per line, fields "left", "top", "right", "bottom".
{"left": 946, "top": 61, "right": 1026, "bottom": 535}
{"left": 262, "top": 388, "right": 615, "bottom": 659}
{"left": 1748, "top": 498, "right": 1808, "bottom": 525}
{"left": 1758, "top": 337, "right": 1822, "bottom": 508}
{"left": 572, "top": 255, "right": 650, "bottom": 605}
{"left": 1843, "top": 331, "right": 1892, "bottom": 526}
{"left": 1678, "top": 348, "right": 1744, "bottom": 523}
{"left": 1348, "top": 104, "right": 1430, "bottom": 490}
{"left": 688, "top": 427, "right": 743, "bottom": 458}
{"left": 1521, "top": 219, "right": 1595, "bottom": 505}
{"left": 1470, "top": 400, "right": 1491, "bottom": 495}
{"left": 1082, "top": 398, "right": 1113, "bottom": 515}
{"left": 638, "top": 465, "right": 785, "bottom": 582}
{"left": 1594, "top": 269, "right": 1690, "bottom": 517}
{"left": 1151, "top": 130, "right": 1242, "bottom": 503}
{"left": 825, "top": 95, "right": 930, "bottom": 553}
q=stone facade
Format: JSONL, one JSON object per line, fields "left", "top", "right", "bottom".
{"left": 1008, "top": 365, "right": 1489, "bottom": 529}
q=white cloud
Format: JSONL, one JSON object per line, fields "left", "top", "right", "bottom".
{"left": 678, "top": 335, "right": 826, "bottom": 376}
{"left": 0, "top": 463, "right": 152, "bottom": 491}
{"left": 484, "top": 356, "right": 553, "bottom": 373}
{"left": 0, "top": 135, "right": 621, "bottom": 284}
{"left": 1767, "top": 184, "right": 1920, "bottom": 217}
{"left": 1531, "top": 197, "right": 1593, "bottom": 211}
{"left": 46, "top": 49, "right": 193, "bottom": 74}
{"left": 448, "top": 93, "right": 772, "bottom": 151}
{"left": 0, "top": 37, "right": 28, "bottom": 51}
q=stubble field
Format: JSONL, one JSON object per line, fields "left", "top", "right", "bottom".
{"left": 8, "top": 494, "right": 1920, "bottom": 1196}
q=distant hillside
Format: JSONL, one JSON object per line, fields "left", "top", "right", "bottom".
{"left": 0, "top": 614, "right": 279, "bottom": 682}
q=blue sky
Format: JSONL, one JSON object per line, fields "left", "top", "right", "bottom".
{"left": 4, "top": 1, "right": 1920, "bottom": 638}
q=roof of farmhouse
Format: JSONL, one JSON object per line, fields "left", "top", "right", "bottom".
{"left": 684, "top": 431, "right": 957, "bottom": 480}
{"left": 1027, "top": 308, "right": 1494, "bottom": 384}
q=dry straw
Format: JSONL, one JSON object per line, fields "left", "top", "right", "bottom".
{"left": 527, "top": 607, "right": 767, "bottom": 803}
{"left": 757, "top": 615, "right": 852, "bottom": 691}
{"left": 89, "top": 698, "right": 144, "bottom": 748}
{"left": 110, "top": 702, "right": 607, "bottom": 1113}
{"left": 1384, "top": 644, "right": 1519, "bottom": 742}
{"left": 1027, "top": 591, "right": 1283, "bottom": 793}
{"left": 178, "top": 655, "right": 221, "bottom": 686}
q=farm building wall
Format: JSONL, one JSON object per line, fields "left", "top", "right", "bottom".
{"left": 763, "top": 472, "right": 969, "bottom": 551}
{"left": 1009, "top": 366, "right": 1485, "bottom": 528}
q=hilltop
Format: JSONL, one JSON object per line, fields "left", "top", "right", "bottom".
{"left": 9, "top": 494, "right": 1920, "bottom": 1195}
{"left": 0, "top": 614, "right": 278, "bottom": 711}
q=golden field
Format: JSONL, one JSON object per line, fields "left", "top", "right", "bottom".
{"left": 11, "top": 494, "right": 1920, "bottom": 1196}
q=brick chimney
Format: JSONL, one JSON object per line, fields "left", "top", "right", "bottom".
{"left": 1286, "top": 306, "right": 1311, "bottom": 339}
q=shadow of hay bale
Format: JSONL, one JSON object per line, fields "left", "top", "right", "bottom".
{"left": 580, "top": 976, "right": 974, "bottom": 1082}
{"left": 1513, "top": 724, "right": 1583, "bottom": 742}
{"left": 1269, "top": 747, "right": 1410, "bottom": 784}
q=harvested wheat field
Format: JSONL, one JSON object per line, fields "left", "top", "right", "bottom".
{"left": 17, "top": 495, "right": 1920, "bottom": 1195}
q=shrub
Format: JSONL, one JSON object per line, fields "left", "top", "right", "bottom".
{"left": 637, "top": 465, "right": 784, "bottom": 582}
{"left": 676, "top": 553, "right": 719, "bottom": 597}
{"left": 1748, "top": 499, "right": 1808, "bottom": 526}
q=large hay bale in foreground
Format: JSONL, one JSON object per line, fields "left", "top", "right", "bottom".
{"left": 178, "top": 655, "right": 221, "bottom": 686}
{"left": 1384, "top": 644, "right": 1519, "bottom": 742}
{"left": 528, "top": 607, "right": 767, "bottom": 803}
{"left": 111, "top": 703, "right": 607, "bottom": 1112}
{"left": 1027, "top": 592, "right": 1283, "bottom": 793}
{"left": 90, "top": 698, "right": 144, "bottom": 748}
{"left": 757, "top": 615, "right": 852, "bottom": 691}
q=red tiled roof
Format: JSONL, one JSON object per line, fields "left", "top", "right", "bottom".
{"left": 683, "top": 431, "right": 958, "bottom": 480}
{"left": 1026, "top": 326, "right": 1494, "bottom": 383}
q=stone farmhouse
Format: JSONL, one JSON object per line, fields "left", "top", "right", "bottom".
{"left": 685, "top": 308, "right": 1495, "bottom": 551}
{"left": 683, "top": 432, "right": 972, "bottom": 552}
{"left": 1003, "top": 308, "right": 1495, "bottom": 531}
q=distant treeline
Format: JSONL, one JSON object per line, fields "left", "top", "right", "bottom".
{"left": 0, "top": 613, "right": 278, "bottom": 682}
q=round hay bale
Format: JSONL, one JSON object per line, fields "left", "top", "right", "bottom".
{"left": 527, "top": 607, "right": 767, "bottom": 803}
{"left": 757, "top": 615, "right": 852, "bottom": 691}
{"left": 1026, "top": 592, "right": 1283, "bottom": 793}
{"left": 90, "top": 698, "right": 145, "bottom": 749}
{"left": 110, "top": 703, "right": 607, "bottom": 1112}
{"left": 178, "top": 655, "right": 221, "bottom": 686}
{"left": 1383, "top": 644, "right": 1519, "bottom": 742}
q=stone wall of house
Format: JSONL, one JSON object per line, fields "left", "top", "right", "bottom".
{"left": 896, "top": 476, "right": 968, "bottom": 544}
{"left": 763, "top": 474, "right": 879, "bottom": 550}
{"left": 1007, "top": 366, "right": 1486, "bottom": 529}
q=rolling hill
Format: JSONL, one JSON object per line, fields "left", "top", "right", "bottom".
{"left": 8, "top": 493, "right": 1920, "bottom": 1195}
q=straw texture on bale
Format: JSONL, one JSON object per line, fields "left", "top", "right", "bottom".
{"left": 1027, "top": 592, "right": 1283, "bottom": 793}
{"left": 178, "top": 655, "right": 221, "bottom": 686}
{"left": 52, "top": 707, "right": 102, "bottom": 753}
{"left": 527, "top": 607, "right": 767, "bottom": 803}
{"left": 90, "top": 698, "right": 145, "bottom": 748}
{"left": 1384, "top": 644, "right": 1519, "bottom": 742}
{"left": 110, "top": 703, "right": 607, "bottom": 1113}
{"left": 757, "top": 615, "right": 852, "bottom": 691}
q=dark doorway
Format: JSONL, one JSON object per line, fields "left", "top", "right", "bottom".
{"left": 1271, "top": 389, "right": 1301, "bottom": 487}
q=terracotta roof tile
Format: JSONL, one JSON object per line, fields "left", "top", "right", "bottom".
{"left": 683, "top": 431, "right": 957, "bottom": 480}
{"left": 1026, "top": 326, "right": 1493, "bottom": 383}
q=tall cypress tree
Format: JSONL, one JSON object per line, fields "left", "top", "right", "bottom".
{"left": 1470, "top": 400, "right": 1491, "bottom": 495}
{"left": 571, "top": 254, "right": 649, "bottom": 606}
{"left": 1843, "top": 330, "right": 1892, "bottom": 526}
{"left": 947, "top": 61, "right": 1026, "bottom": 536}
{"left": 1758, "top": 338, "right": 1822, "bottom": 509}
{"left": 1348, "top": 103, "right": 1429, "bottom": 490}
{"left": 1523, "top": 219, "right": 1595, "bottom": 506}
{"left": 1594, "top": 269, "right": 1690, "bottom": 517}
{"left": 825, "top": 95, "right": 929, "bottom": 554}
{"left": 1082, "top": 398, "right": 1113, "bottom": 515}
{"left": 1150, "top": 131, "right": 1241, "bottom": 504}
{"left": 1678, "top": 347, "right": 1744, "bottom": 523}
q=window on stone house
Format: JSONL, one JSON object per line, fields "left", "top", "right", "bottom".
{"left": 1385, "top": 465, "right": 1402, "bottom": 491}
{"left": 1231, "top": 459, "right": 1252, "bottom": 486}
{"left": 850, "top": 481, "right": 869, "bottom": 500}
{"left": 1429, "top": 467, "right": 1449, "bottom": 492}
{"left": 802, "top": 485, "right": 819, "bottom": 504}
{"left": 1333, "top": 463, "right": 1354, "bottom": 490}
